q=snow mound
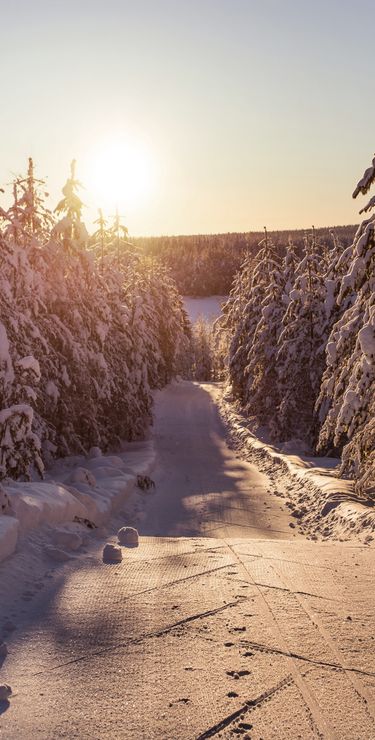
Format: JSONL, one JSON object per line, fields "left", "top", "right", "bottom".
{"left": 118, "top": 526, "right": 139, "bottom": 547}
{"left": 87, "top": 455, "right": 125, "bottom": 470}
{"left": 87, "top": 446, "right": 102, "bottom": 459}
{"left": 0, "top": 441, "right": 155, "bottom": 564}
{"left": 5, "top": 482, "right": 87, "bottom": 534}
{"left": 44, "top": 546, "right": 74, "bottom": 562}
{"left": 51, "top": 527, "right": 83, "bottom": 551}
{"left": 68, "top": 468, "right": 96, "bottom": 487}
{"left": 103, "top": 543, "right": 122, "bottom": 562}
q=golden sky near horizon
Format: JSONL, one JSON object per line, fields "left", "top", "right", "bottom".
{"left": 1, "top": 0, "right": 373, "bottom": 235}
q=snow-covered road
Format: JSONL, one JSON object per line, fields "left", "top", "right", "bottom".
{"left": 140, "top": 382, "right": 293, "bottom": 539}
{"left": 1, "top": 382, "right": 374, "bottom": 739}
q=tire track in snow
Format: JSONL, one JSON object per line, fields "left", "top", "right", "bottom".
{"left": 222, "top": 538, "right": 337, "bottom": 739}
{"left": 249, "top": 543, "right": 375, "bottom": 724}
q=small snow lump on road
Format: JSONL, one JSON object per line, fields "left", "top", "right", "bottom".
{"left": 118, "top": 526, "right": 139, "bottom": 547}
{"left": 103, "top": 543, "right": 122, "bottom": 562}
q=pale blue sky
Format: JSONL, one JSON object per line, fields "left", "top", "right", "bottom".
{"left": 0, "top": 0, "right": 373, "bottom": 235}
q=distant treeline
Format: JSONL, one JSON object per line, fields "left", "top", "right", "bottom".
{"left": 133, "top": 226, "right": 357, "bottom": 296}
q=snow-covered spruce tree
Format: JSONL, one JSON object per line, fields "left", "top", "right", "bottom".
{"left": 192, "top": 317, "right": 213, "bottom": 381}
{"left": 54, "top": 159, "right": 88, "bottom": 251}
{"left": 216, "top": 252, "right": 254, "bottom": 387}
{"left": 138, "top": 257, "right": 191, "bottom": 387}
{"left": 0, "top": 162, "right": 53, "bottom": 479}
{"left": 275, "top": 233, "right": 328, "bottom": 444}
{"left": 228, "top": 231, "right": 281, "bottom": 405}
{"left": 245, "top": 242, "right": 298, "bottom": 431}
{"left": 89, "top": 209, "right": 139, "bottom": 272}
{"left": 317, "top": 155, "right": 375, "bottom": 495}
{"left": 211, "top": 318, "right": 230, "bottom": 381}
{"left": 41, "top": 161, "right": 105, "bottom": 454}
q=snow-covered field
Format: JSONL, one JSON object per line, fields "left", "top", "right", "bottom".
{"left": 183, "top": 295, "right": 228, "bottom": 323}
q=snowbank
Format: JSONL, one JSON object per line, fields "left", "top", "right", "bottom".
{"left": 0, "top": 440, "right": 155, "bottom": 564}
{"left": 217, "top": 387, "right": 375, "bottom": 542}
{"left": 0, "top": 517, "right": 18, "bottom": 563}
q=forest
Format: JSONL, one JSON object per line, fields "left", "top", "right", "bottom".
{"left": 134, "top": 225, "right": 356, "bottom": 296}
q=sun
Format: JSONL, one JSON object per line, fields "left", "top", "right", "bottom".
{"left": 85, "top": 136, "right": 155, "bottom": 213}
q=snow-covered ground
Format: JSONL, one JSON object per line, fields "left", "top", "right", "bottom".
{"left": 0, "top": 381, "right": 374, "bottom": 740}
{"left": 0, "top": 441, "right": 155, "bottom": 564}
{"left": 183, "top": 295, "right": 228, "bottom": 323}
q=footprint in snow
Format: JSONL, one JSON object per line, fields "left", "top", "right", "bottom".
{"left": 22, "top": 591, "right": 35, "bottom": 601}
{"left": 0, "top": 684, "right": 12, "bottom": 701}
{"left": 226, "top": 670, "right": 251, "bottom": 679}
{"left": 169, "top": 698, "right": 190, "bottom": 707}
{"left": 2, "top": 621, "right": 16, "bottom": 634}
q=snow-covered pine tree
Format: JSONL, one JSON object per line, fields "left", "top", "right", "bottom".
{"left": 228, "top": 230, "right": 281, "bottom": 406}
{"left": 0, "top": 161, "right": 55, "bottom": 478}
{"left": 317, "top": 153, "right": 375, "bottom": 495}
{"left": 275, "top": 231, "right": 328, "bottom": 444}
{"left": 245, "top": 242, "right": 297, "bottom": 431}
{"left": 10, "top": 158, "right": 54, "bottom": 243}
{"left": 54, "top": 159, "right": 88, "bottom": 252}
{"left": 192, "top": 317, "right": 213, "bottom": 381}
{"left": 217, "top": 252, "right": 252, "bottom": 378}
{"left": 140, "top": 258, "right": 191, "bottom": 387}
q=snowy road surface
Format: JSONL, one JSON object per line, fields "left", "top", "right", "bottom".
{"left": 1, "top": 382, "right": 375, "bottom": 739}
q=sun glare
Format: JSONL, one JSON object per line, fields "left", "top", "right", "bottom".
{"left": 86, "top": 137, "right": 155, "bottom": 214}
